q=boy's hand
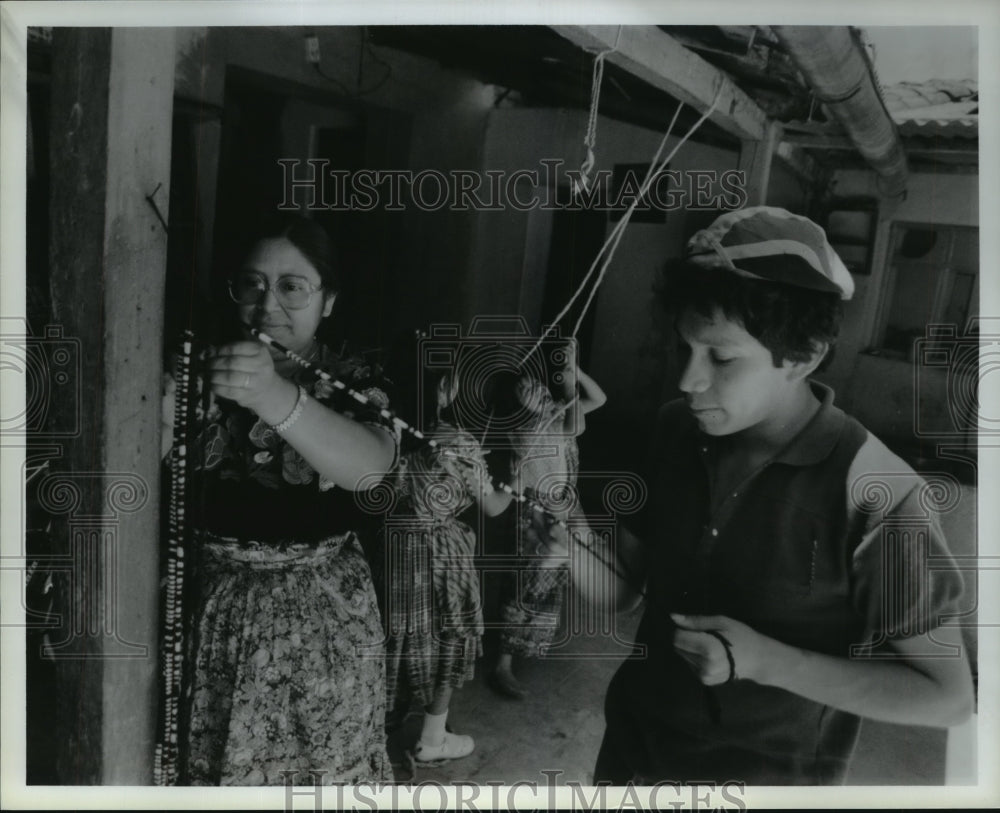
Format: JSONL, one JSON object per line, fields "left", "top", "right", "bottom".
{"left": 524, "top": 508, "right": 570, "bottom": 567}
{"left": 670, "top": 613, "right": 773, "bottom": 685}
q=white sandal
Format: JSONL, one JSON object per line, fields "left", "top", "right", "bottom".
{"left": 414, "top": 731, "right": 475, "bottom": 761}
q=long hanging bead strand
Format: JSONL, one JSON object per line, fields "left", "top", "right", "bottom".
{"left": 252, "top": 328, "right": 640, "bottom": 595}
{"left": 154, "top": 330, "right": 194, "bottom": 785}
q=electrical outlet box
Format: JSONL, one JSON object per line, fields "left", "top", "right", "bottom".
{"left": 305, "top": 36, "right": 321, "bottom": 64}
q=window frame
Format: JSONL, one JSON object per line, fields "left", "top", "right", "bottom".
{"left": 872, "top": 221, "right": 979, "bottom": 359}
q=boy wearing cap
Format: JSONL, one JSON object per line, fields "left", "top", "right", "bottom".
{"left": 541, "top": 207, "right": 973, "bottom": 784}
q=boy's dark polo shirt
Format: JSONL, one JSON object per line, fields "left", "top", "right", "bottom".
{"left": 602, "top": 383, "right": 964, "bottom": 785}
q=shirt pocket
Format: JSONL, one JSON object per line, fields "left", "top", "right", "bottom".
{"left": 717, "top": 498, "right": 837, "bottom": 600}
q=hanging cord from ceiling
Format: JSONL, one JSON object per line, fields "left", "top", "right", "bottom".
{"left": 574, "top": 25, "right": 623, "bottom": 197}
{"left": 520, "top": 79, "right": 725, "bottom": 369}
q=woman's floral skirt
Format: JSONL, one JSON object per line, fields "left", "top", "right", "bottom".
{"left": 183, "top": 532, "right": 392, "bottom": 785}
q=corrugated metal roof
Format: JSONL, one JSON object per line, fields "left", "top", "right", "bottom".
{"left": 890, "top": 99, "right": 977, "bottom": 139}
{"left": 882, "top": 79, "right": 977, "bottom": 112}
{"left": 884, "top": 84, "right": 978, "bottom": 139}
{"left": 891, "top": 100, "right": 978, "bottom": 121}
{"left": 895, "top": 118, "right": 978, "bottom": 139}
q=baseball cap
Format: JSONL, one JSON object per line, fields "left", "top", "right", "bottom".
{"left": 685, "top": 206, "right": 855, "bottom": 300}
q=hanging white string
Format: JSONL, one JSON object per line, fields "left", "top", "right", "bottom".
{"left": 574, "top": 61, "right": 609, "bottom": 193}
{"left": 533, "top": 392, "right": 579, "bottom": 435}
{"left": 519, "top": 79, "right": 727, "bottom": 374}
{"left": 571, "top": 83, "right": 725, "bottom": 337}
{"left": 519, "top": 101, "right": 684, "bottom": 369}
{"left": 572, "top": 27, "right": 623, "bottom": 197}
{"left": 251, "top": 327, "right": 642, "bottom": 594}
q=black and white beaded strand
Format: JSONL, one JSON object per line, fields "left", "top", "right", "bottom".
{"left": 154, "top": 330, "right": 194, "bottom": 785}
{"left": 251, "top": 327, "right": 643, "bottom": 597}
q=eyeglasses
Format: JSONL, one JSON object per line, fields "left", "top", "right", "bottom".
{"left": 228, "top": 271, "right": 323, "bottom": 310}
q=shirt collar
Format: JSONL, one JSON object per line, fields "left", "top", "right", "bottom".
{"left": 696, "top": 381, "right": 845, "bottom": 467}
{"left": 770, "top": 380, "right": 845, "bottom": 467}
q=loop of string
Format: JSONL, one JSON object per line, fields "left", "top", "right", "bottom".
{"left": 575, "top": 49, "right": 610, "bottom": 196}
{"left": 573, "top": 82, "right": 725, "bottom": 338}
{"left": 520, "top": 78, "right": 726, "bottom": 371}
{"left": 240, "top": 328, "right": 639, "bottom": 592}
{"left": 507, "top": 79, "right": 729, "bottom": 598}
{"left": 573, "top": 26, "right": 622, "bottom": 197}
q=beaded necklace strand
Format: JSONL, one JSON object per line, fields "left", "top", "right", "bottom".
{"left": 153, "top": 326, "right": 642, "bottom": 784}
{"left": 150, "top": 85, "right": 724, "bottom": 778}
{"left": 153, "top": 326, "right": 643, "bottom": 783}
{"left": 251, "top": 327, "right": 643, "bottom": 598}
{"left": 154, "top": 331, "right": 194, "bottom": 785}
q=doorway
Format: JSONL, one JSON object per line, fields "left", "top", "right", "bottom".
{"left": 538, "top": 205, "right": 608, "bottom": 370}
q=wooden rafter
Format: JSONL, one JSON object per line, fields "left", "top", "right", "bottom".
{"left": 550, "top": 25, "right": 769, "bottom": 142}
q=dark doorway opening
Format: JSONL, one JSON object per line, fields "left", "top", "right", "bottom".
{"left": 539, "top": 204, "right": 608, "bottom": 371}
{"left": 208, "top": 68, "right": 410, "bottom": 358}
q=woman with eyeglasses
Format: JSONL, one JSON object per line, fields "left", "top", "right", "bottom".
{"left": 163, "top": 215, "right": 397, "bottom": 785}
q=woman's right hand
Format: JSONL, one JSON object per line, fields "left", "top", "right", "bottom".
{"left": 206, "top": 340, "right": 297, "bottom": 424}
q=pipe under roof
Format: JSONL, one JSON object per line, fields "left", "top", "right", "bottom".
{"left": 772, "top": 25, "right": 909, "bottom": 200}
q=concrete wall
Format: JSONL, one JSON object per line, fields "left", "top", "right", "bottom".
{"left": 172, "top": 26, "right": 496, "bottom": 345}
{"left": 766, "top": 158, "right": 810, "bottom": 210}
{"left": 468, "top": 108, "right": 761, "bottom": 465}
{"left": 817, "top": 169, "right": 978, "bottom": 461}
{"left": 128, "top": 37, "right": 983, "bottom": 448}
{"left": 166, "top": 30, "right": 820, "bottom": 464}
{"left": 39, "top": 23, "right": 978, "bottom": 786}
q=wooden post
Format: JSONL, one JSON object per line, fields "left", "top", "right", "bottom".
{"left": 738, "top": 120, "right": 781, "bottom": 206}
{"left": 47, "top": 27, "right": 175, "bottom": 785}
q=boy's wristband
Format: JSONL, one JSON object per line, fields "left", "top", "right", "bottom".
{"left": 707, "top": 630, "right": 737, "bottom": 683}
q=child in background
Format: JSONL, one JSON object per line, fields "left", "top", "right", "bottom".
{"left": 490, "top": 344, "right": 606, "bottom": 699}
{"left": 381, "top": 336, "right": 512, "bottom": 761}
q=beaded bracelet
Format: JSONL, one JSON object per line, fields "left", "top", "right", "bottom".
{"left": 272, "top": 385, "right": 308, "bottom": 433}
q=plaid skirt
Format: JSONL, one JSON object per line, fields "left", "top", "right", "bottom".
{"left": 182, "top": 532, "right": 391, "bottom": 785}
{"left": 499, "top": 563, "right": 570, "bottom": 658}
{"left": 381, "top": 519, "right": 483, "bottom": 711}
{"left": 498, "top": 509, "right": 573, "bottom": 658}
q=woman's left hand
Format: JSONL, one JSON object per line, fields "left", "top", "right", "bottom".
{"left": 207, "top": 341, "right": 290, "bottom": 415}
{"left": 670, "top": 613, "right": 774, "bottom": 685}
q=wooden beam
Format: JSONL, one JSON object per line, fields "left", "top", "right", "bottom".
{"left": 739, "top": 120, "right": 781, "bottom": 204}
{"left": 47, "top": 28, "right": 113, "bottom": 785}
{"left": 783, "top": 133, "right": 857, "bottom": 150}
{"left": 907, "top": 160, "right": 979, "bottom": 174}
{"left": 100, "top": 28, "right": 176, "bottom": 785}
{"left": 902, "top": 146, "right": 979, "bottom": 158}
{"left": 47, "top": 27, "right": 175, "bottom": 785}
{"left": 785, "top": 133, "right": 979, "bottom": 159}
{"left": 551, "top": 25, "right": 768, "bottom": 142}
{"left": 775, "top": 140, "right": 820, "bottom": 184}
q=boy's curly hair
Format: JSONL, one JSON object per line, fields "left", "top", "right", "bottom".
{"left": 658, "top": 260, "right": 844, "bottom": 370}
